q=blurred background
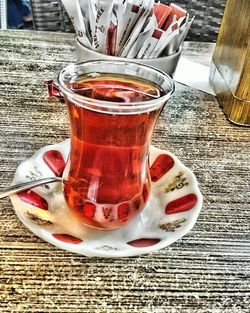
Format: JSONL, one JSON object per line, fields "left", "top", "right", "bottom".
{"left": 1, "top": 0, "right": 227, "bottom": 42}
{"left": 1, "top": 0, "right": 33, "bottom": 29}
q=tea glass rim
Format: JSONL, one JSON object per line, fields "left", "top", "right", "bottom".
{"left": 58, "top": 60, "right": 175, "bottom": 114}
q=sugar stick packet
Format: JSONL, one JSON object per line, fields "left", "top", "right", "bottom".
{"left": 126, "top": 14, "right": 158, "bottom": 58}
{"left": 154, "top": 2, "right": 172, "bottom": 29}
{"left": 163, "top": 3, "right": 186, "bottom": 31}
{"left": 92, "top": 0, "right": 115, "bottom": 53}
{"left": 149, "top": 20, "right": 178, "bottom": 58}
{"left": 136, "top": 28, "right": 163, "bottom": 58}
{"left": 178, "top": 15, "right": 195, "bottom": 46}
{"left": 87, "top": 0, "right": 97, "bottom": 41}
{"left": 111, "top": 0, "right": 127, "bottom": 55}
{"left": 119, "top": 0, "right": 155, "bottom": 57}
{"left": 106, "top": 11, "right": 118, "bottom": 55}
{"left": 115, "top": 0, "right": 145, "bottom": 55}
{"left": 78, "top": 0, "right": 92, "bottom": 41}
{"left": 61, "top": 0, "right": 91, "bottom": 48}
{"left": 162, "top": 28, "right": 180, "bottom": 55}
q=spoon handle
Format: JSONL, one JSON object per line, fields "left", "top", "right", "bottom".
{"left": 0, "top": 177, "right": 62, "bottom": 199}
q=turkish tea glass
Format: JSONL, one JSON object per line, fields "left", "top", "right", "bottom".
{"left": 58, "top": 60, "right": 174, "bottom": 230}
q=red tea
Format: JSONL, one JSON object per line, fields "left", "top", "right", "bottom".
{"left": 63, "top": 73, "right": 164, "bottom": 229}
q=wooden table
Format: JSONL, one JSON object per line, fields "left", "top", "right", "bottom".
{"left": 0, "top": 30, "right": 249, "bottom": 313}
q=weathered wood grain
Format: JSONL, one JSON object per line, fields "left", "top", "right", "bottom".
{"left": 0, "top": 30, "right": 249, "bottom": 313}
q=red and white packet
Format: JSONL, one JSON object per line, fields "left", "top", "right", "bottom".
{"left": 153, "top": 2, "right": 172, "bottom": 29}
{"left": 111, "top": 0, "right": 127, "bottom": 55}
{"left": 92, "top": 0, "right": 115, "bottom": 53}
{"left": 115, "top": 0, "right": 145, "bottom": 55}
{"left": 155, "top": 28, "right": 179, "bottom": 57}
{"left": 126, "top": 14, "right": 158, "bottom": 58}
{"left": 119, "top": 0, "right": 155, "bottom": 57}
{"left": 149, "top": 17, "right": 179, "bottom": 58}
{"left": 61, "top": 0, "right": 91, "bottom": 48}
{"left": 136, "top": 28, "right": 163, "bottom": 58}
{"left": 106, "top": 11, "right": 118, "bottom": 56}
{"left": 78, "top": 0, "right": 92, "bottom": 41}
{"left": 163, "top": 3, "right": 186, "bottom": 31}
{"left": 86, "top": 0, "right": 97, "bottom": 42}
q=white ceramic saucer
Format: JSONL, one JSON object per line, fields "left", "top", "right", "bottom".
{"left": 10, "top": 140, "right": 202, "bottom": 257}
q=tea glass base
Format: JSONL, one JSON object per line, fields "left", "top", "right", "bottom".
{"left": 10, "top": 140, "right": 202, "bottom": 257}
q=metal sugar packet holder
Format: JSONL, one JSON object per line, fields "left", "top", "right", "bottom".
{"left": 75, "top": 39, "right": 182, "bottom": 77}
